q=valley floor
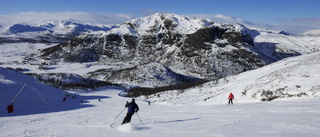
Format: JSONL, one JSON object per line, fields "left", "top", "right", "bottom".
{"left": 1, "top": 88, "right": 319, "bottom": 137}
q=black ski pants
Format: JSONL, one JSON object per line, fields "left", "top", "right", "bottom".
{"left": 228, "top": 99, "right": 233, "bottom": 105}
{"left": 122, "top": 113, "right": 133, "bottom": 124}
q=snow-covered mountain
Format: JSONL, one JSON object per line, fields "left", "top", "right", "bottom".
{"left": 33, "top": 13, "right": 320, "bottom": 81}
{"left": 147, "top": 52, "right": 320, "bottom": 104}
{"left": 118, "top": 12, "right": 214, "bottom": 35}
{"left": 33, "top": 13, "right": 266, "bottom": 80}
{"left": 1, "top": 13, "right": 320, "bottom": 97}
{"left": 0, "top": 21, "right": 117, "bottom": 43}
{"left": 253, "top": 29, "right": 320, "bottom": 57}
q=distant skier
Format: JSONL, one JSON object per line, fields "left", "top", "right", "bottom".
{"left": 122, "top": 98, "right": 139, "bottom": 124}
{"left": 228, "top": 93, "right": 234, "bottom": 105}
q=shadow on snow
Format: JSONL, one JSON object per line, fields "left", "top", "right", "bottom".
{"left": 1, "top": 95, "right": 111, "bottom": 117}
{"left": 145, "top": 117, "right": 201, "bottom": 124}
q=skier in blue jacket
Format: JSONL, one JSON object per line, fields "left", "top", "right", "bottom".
{"left": 122, "top": 98, "right": 139, "bottom": 124}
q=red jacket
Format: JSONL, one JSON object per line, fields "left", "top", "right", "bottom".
{"left": 228, "top": 93, "right": 234, "bottom": 99}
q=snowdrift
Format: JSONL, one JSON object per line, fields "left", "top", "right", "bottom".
{"left": 0, "top": 68, "right": 66, "bottom": 114}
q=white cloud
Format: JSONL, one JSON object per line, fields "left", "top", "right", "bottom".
{"left": 275, "top": 18, "right": 320, "bottom": 34}
{"left": 1, "top": 12, "right": 319, "bottom": 35}
{"left": 189, "top": 14, "right": 277, "bottom": 31}
{"left": 0, "top": 12, "right": 134, "bottom": 27}
{"left": 189, "top": 14, "right": 320, "bottom": 34}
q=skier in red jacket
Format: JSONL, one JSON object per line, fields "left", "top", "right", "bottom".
{"left": 228, "top": 93, "right": 234, "bottom": 105}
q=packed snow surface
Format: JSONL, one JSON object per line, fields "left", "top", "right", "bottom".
{"left": 1, "top": 88, "right": 319, "bottom": 137}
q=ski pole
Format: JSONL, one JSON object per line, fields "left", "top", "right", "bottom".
{"left": 114, "top": 107, "right": 126, "bottom": 121}
{"left": 136, "top": 112, "right": 144, "bottom": 124}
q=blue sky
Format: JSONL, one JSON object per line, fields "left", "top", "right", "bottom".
{"left": 1, "top": 0, "right": 320, "bottom": 34}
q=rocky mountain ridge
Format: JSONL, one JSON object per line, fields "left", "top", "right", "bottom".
{"left": 36, "top": 13, "right": 273, "bottom": 80}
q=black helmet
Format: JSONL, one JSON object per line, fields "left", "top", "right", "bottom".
{"left": 132, "top": 98, "right": 135, "bottom": 102}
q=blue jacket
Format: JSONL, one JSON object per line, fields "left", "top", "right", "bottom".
{"left": 125, "top": 101, "right": 139, "bottom": 114}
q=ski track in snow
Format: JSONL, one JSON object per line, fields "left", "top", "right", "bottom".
{"left": 1, "top": 88, "right": 320, "bottom": 137}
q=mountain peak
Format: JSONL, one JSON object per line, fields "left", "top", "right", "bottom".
{"left": 118, "top": 12, "right": 215, "bottom": 35}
